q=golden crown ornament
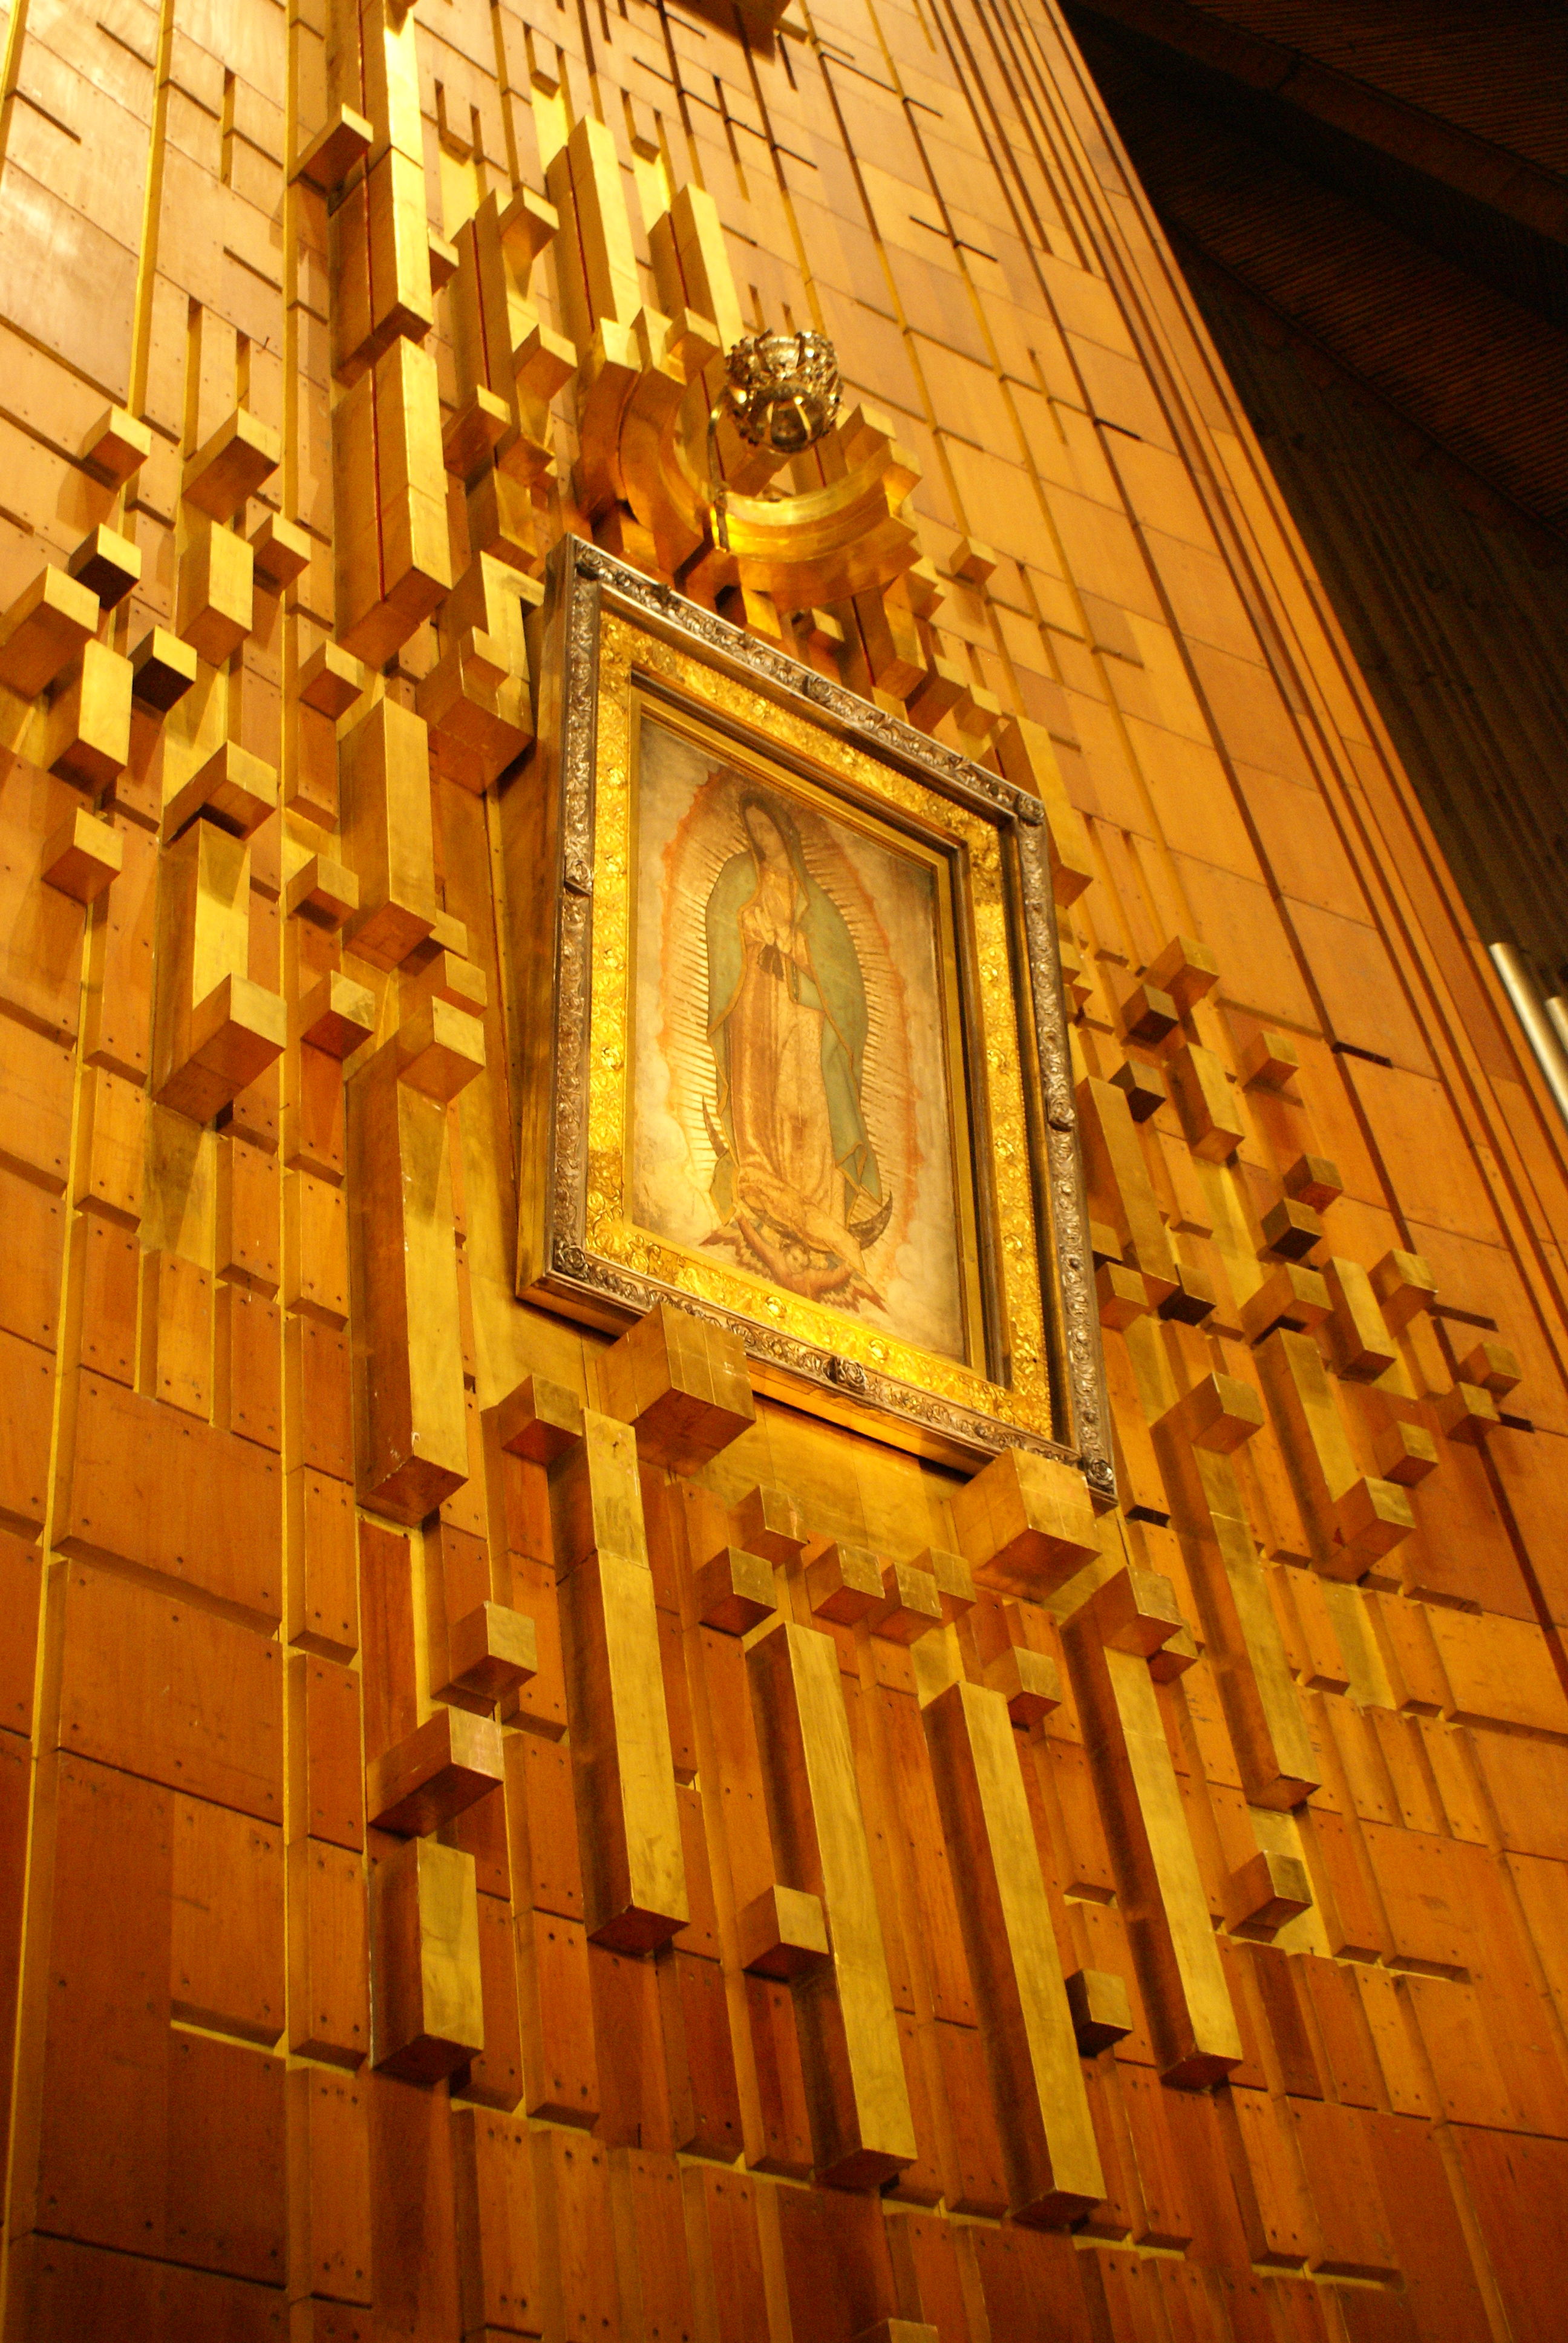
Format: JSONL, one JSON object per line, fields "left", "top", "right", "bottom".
{"left": 707, "top": 330, "right": 843, "bottom": 554}
{"left": 724, "top": 330, "right": 843, "bottom": 454}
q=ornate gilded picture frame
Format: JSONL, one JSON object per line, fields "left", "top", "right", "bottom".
{"left": 503, "top": 537, "right": 1112, "bottom": 1492}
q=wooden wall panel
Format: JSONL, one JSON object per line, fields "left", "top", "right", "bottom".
{"left": 1, "top": 0, "right": 1567, "bottom": 2334}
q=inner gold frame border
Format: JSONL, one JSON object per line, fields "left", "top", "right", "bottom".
{"left": 503, "top": 537, "right": 1113, "bottom": 1492}
{"left": 621, "top": 682, "right": 995, "bottom": 1386}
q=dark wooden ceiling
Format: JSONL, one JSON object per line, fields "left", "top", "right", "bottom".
{"left": 1065, "top": 0, "right": 1568, "bottom": 557}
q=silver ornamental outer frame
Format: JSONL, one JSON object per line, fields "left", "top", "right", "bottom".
{"left": 507, "top": 533, "right": 1115, "bottom": 1500}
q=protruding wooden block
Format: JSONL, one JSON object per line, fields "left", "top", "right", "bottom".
{"left": 737, "top": 1884, "right": 831, "bottom": 1979}
{"left": 465, "top": 462, "right": 535, "bottom": 579}
{"left": 444, "top": 385, "right": 514, "bottom": 481}
{"left": 140, "top": 1246, "right": 214, "bottom": 1418}
{"left": 694, "top": 1545, "right": 777, "bottom": 1635}
{"left": 1160, "top": 1372, "right": 1266, "bottom": 1453}
{"left": 1284, "top": 1153, "right": 1342, "bottom": 1211}
{"left": 906, "top": 649, "right": 964, "bottom": 730}
{"left": 1261, "top": 1198, "right": 1322, "bottom": 1261}
{"left": 249, "top": 512, "right": 311, "bottom": 591}
{"left": 1093, "top": 1567, "right": 1187, "bottom": 1659}
{"left": 1109, "top": 1058, "right": 1166, "bottom": 1122}
{"left": 396, "top": 996, "right": 485, "bottom": 1101}
{"left": 359, "top": 143, "right": 435, "bottom": 356}
{"left": 982, "top": 1643, "right": 1060, "bottom": 1726}
{"left": 373, "top": 1836, "right": 485, "bottom": 2082}
{"left": 804, "top": 1541, "right": 884, "bottom": 1626}
{"left": 81, "top": 404, "right": 152, "bottom": 485}
{"left": 560, "top": 1549, "right": 690, "bottom": 1951}
{"left": 1157, "top": 1257, "right": 1217, "bottom": 1325}
{"left": 452, "top": 2106, "right": 542, "bottom": 2335}
{"left": 1434, "top": 1381, "right": 1499, "bottom": 1446}
{"left": 653, "top": 305, "right": 720, "bottom": 387}
{"left": 1146, "top": 934, "right": 1219, "bottom": 1013}
{"left": 747, "top": 1617, "right": 915, "bottom": 2186}
{"left": 441, "top": 1602, "right": 538, "bottom": 1706}
{"left": 152, "top": 817, "right": 270, "bottom": 1118}
{"left": 494, "top": 1374, "right": 584, "bottom": 1465}
{"left": 599, "top": 1299, "right": 755, "bottom": 1472}
{"left": 355, "top": 334, "right": 451, "bottom": 661}
{"left": 44, "top": 643, "right": 132, "bottom": 788}
{"left": 1060, "top": 1582, "right": 1243, "bottom": 2087}
{"left": 919, "top": 1546, "right": 976, "bottom": 1620}
{"left": 339, "top": 698, "right": 439, "bottom": 968}
{"left": 1169, "top": 1043, "right": 1243, "bottom": 1162}
{"left": 1149, "top": 1625, "right": 1198, "bottom": 1682}
{"left": 287, "top": 854, "right": 359, "bottom": 926}
{"left": 513, "top": 318, "right": 575, "bottom": 405}
{"left": 410, "top": 957, "right": 488, "bottom": 1027}
{"left": 131, "top": 625, "right": 198, "bottom": 712}
{"left": 1240, "top": 1030, "right": 1300, "bottom": 1089}
{"left": 1374, "top": 1418, "right": 1439, "bottom": 1486}
{"left": 1458, "top": 1339, "right": 1520, "bottom": 1397}
{"left": 853, "top": 2324, "right": 939, "bottom": 2343}
{"left": 354, "top": 1040, "right": 471, "bottom": 1518}
{"left": 950, "top": 1445, "right": 1100, "bottom": 1601}
{"left": 163, "top": 740, "right": 278, "bottom": 840}
{"left": 1120, "top": 980, "right": 1178, "bottom": 1046}
{"left": 427, "top": 224, "right": 459, "bottom": 293}
{"left": 0, "top": 565, "right": 100, "bottom": 695}
{"left": 183, "top": 408, "right": 283, "bottom": 520}
{"left": 498, "top": 181, "right": 559, "bottom": 270}
{"left": 288, "top": 1472, "right": 358, "bottom": 1661}
{"left": 298, "top": 641, "right": 367, "bottom": 718}
{"left": 1222, "top": 1849, "right": 1312, "bottom": 1939}
{"left": 298, "top": 971, "right": 376, "bottom": 1060}
{"left": 1241, "top": 1263, "right": 1331, "bottom": 1342}
{"left": 179, "top": 519, "right": 254, "bottom": 663}
{"left": 285, "top": 1182, "right": 347, "bottom": 1330}
{"left": 1057, "top": 929, "right": 1092, "bottom": 1014}
{"left": 1252, "top": 1328, "right": 1362, "bottom": 1576}
{"left": 158, "top": 974, "right": 286, "bottom": 1122}
{"left": 1078, "top": 1074, "right": 1180, "bottom": 1309}
{"left": 290, "top": 2065, "right": 373, "bottom": 2298}
{"left": 431, "top": 664, "right": 523, "bottom": 810}
{"left": 1321, "top": 1257, "right": 1397, "bottom": 1380}
{"left": 731, "top": 1481, "right": 808, "bottom": 1562}
{"left": 1096, "top": 1260, "right": 1148, "bottom": 1329}
{"left": 924, "top": 1677, "right": 1104, "bottom": 2223}
{"left": 1011, "top": 732, "right": 1094, "bottom": 908}
{"left": 548, "top": 1409, "right": 644, "bottom": 1575}
{"left": 68, "top": 523, "right": 142, "bottom": 609}
{"left": 289, "top": 1838, "right": 368, "bottom": 2064}
{"left": 294, "top": 102, "right": 373, "bottom": 190}
{"left": 43, "top": 808, "right": 122, "bottom": 903}
{"left": 367, "top": 1708, "right": 505, "bottom": 1835}
{"left": 970, "top": 1595, "right": 1042, "bottom": 1667}
{"left": 1370, "top": 1249, "right": 1437, "bottom": 1332}
{"left": 1328, "top": 1478, "right": 1415, "bottom": 1579}
{"left": 870, "top": 1559, "right": 942, "bottom": 1643}
{"left": 1065, "top": 1968, "right": 1133, "bottom": 2054}
{"left": 518, "top": 1909, "right": 598, "bottom": 2122}
{"left": 950, "top": 536, "right": 997, "bottom": 582}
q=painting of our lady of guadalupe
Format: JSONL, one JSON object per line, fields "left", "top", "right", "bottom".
{"left": 630, "top": 707, "right": 972, "bottom": 1365}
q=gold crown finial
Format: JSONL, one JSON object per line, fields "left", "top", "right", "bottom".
{"left": 723, "top": 330, "right": 842, "bottom": 455}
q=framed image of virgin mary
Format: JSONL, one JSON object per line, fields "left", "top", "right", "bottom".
{"left": 504, "top": 538, "right": 1112, "bottom": 1486}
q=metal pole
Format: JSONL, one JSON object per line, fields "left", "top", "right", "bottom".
{"left": 1544, "top": 993, "right": 1568, "bottom": 1064}
{"left": 1489, "top": 942, "right": 1568, "bottom": 1128}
